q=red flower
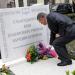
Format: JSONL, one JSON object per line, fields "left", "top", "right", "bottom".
{"left": 26, "top": 52, "right": 31, "bottom": 62}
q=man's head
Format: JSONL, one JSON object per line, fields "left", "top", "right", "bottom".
{"left": 37, "top": 12, "right": 47, "bottom": 25}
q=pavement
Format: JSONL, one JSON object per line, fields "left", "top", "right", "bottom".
{"left": 5, "top": 58, "right": 75, "bottom": 75}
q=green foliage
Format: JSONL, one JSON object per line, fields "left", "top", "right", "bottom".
{"left": 72, "top": 70, "right": 75, "bottom": 75}
{"left": 66, "top": 70, "right": 70, "bottom": 75}
{"left": 66, "top": 70, "right": 75, "bottom": 75}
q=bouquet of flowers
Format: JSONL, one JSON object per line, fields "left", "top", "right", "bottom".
{"left": 26, "top": 45, "right": 38, "bottom": 63}
{"left": 25, "top": 42, "right": 58, "bottom": 63}
{"left": 37, "top": 42, "right": 57, "bottom": 59}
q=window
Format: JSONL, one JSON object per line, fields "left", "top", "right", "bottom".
{"left": 27, "top": 0, "right": 37, "bottom": 6}
{"left": 7, "top": 0, "right": 15, "bottom": 8}
{"left": 18, "top": 0, "right": 24, "bottom": 7}
{"left": 52, "top": 0, "right": 55, "bottom": 5}
{"left": 44, "top": 0, "right": 49, "bottom": 5}
{"left": 44, "top": 0, "right": 55, "bottom": 5}
{"left": 65, "top": 0, "right": 69, "bottom": 3}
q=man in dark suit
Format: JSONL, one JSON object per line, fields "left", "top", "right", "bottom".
{"left": 37, "top": 12, "right": 75, "bottom": 66}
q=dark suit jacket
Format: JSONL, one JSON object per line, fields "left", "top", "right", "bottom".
{"left": 47, "top": 12, "right": 74, "bottom": 45}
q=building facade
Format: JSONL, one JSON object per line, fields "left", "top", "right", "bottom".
{"left": 0, "top": 0, "right": 73, "bottom": 8}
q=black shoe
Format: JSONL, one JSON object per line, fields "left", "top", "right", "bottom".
{"left": 57, "top": 60, "right": 72, "bottom": 66}
{"left": 58, "top": 57, "right": 61, "bottom": 60}
{"left": 0, "top": 52, "right": 1, "bottom": 59}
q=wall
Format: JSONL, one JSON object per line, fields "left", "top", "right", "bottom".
{"left": 0, "top": 0, "right": 8, "bottom": 8}
{"left": 0, "top": 0, "right": 73, "bottom": 8}
{"left": 55, "top": 0, "right": 64, "bottom": 3}
{"left": 37, "top": 0, "right": 44, "bottom": 4}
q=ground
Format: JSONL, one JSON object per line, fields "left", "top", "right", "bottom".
{"left": 2, "top": 58, "right": 74, "bottom": 75}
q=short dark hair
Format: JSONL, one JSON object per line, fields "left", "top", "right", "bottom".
{"left": 37, "top": 12, "right": 47, "bottom": 20}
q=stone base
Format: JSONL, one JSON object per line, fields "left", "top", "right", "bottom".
{"left": 67, "top": 40, "right": 75, "bottom": 59}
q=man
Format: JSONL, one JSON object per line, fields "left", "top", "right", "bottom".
{"left": 37, "top": 12, "right": 75, "bottom": 66}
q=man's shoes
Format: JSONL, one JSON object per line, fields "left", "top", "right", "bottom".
{"left": 0, "top": 52, "right": 1, "bottom": 59}
{"left": 57, "top": 60, "right": 72, "bottom": 66}
{"left": 58, "top": 57, "right": 61, "bottom": 60}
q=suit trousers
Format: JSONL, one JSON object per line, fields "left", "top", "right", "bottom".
{"left": 52, "top": 24, "right": 75, "bottom": 61}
